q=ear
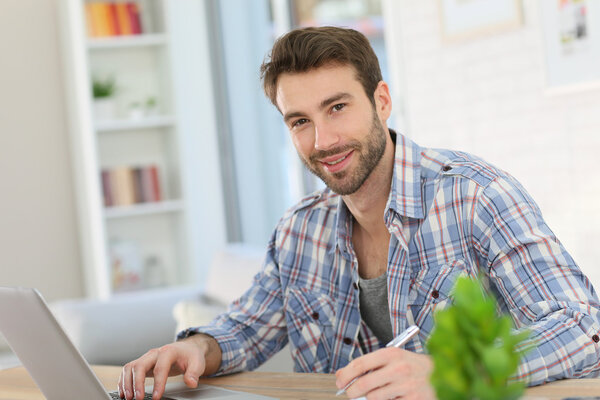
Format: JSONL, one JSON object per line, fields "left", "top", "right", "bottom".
{"left": 373, "top": 81, "right": 392, "bottom": 122}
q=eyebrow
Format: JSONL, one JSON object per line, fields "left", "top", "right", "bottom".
{"left": 283, "top": 92, "right": 353, "bottom": 124}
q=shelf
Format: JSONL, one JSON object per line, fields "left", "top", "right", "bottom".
{"left": 87, "top": 34, "right": 168, "bottom": 50}
{"left": 104, "top": 200, "right": 184, "bottom": 219}
{"left": 95, "top": 115, "right": 176, "bottom": 132}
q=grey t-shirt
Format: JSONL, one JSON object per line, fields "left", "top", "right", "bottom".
{"left": 358, "top": 272, "right": 394, "bottom": 345}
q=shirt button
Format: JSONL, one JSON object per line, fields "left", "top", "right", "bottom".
{"left": 593, "top": 334, "right": 599, "bottom": 343}
{"left": 353, "top": 282, "right": 359, "bottom": 290}
{"left": 431, "top": 290, "right": 440, "bottom": 299}
{"left": 442, "top": 165, "right": 452, "bottom": 172}
{"left": 343, "top": 337, "right": 353, "bottom": 345}
{"left": 311, "top": 312, "right": 320, "bottom": 320}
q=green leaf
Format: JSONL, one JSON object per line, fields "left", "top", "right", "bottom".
{"left": 427, "top": 276, "right": 533, "bottom": 399}
{"left": 482, "top": 346, "right": 510, "bottom": 383}
{"left": 92, "top": 76, "right": 117, "bottom": 98}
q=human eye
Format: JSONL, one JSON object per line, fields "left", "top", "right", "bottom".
{"left": 291, "top": 118, "right": 309, "bottom": 129}
{"left": 331, "top": 103, "right": 346, "bottom": 112}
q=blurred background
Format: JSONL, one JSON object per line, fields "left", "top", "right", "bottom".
{"left": 1, "top": 0, "right": 599, "bottom": 367}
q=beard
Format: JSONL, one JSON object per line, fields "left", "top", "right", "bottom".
{"left": 298, "top": 111, "right": 387, "bottom": 195}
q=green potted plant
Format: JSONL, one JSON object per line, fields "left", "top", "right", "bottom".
{"left": 427, "top": 276, "right": 532, "bottom": 400}
{"left": 127, "top": 100, "right": 143, "bottom": 120}
{"left": 92, "top": 75, "right": 117, "bottom": 120}
{"left": 144, "top": 96, "right": 158, "bottom": 116}
{"left": 126, "top": 96, "right": 158, "bottom": 120}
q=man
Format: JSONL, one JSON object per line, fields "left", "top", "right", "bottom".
{"left": 119, "top": 27, "right": 600, "bottom": 400}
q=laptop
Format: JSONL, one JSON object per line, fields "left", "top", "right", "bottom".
{"left": 0, "top": 286, "right": 274, "bottom": 400}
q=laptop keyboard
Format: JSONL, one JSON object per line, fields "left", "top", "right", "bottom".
{"left": 110, "top": 392, "right": 148, "bottom": 400}
{"left": 109, "top": 391, "right": 175, "bottom": 400}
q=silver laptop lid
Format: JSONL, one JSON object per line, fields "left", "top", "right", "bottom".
{"left": 0, "top": 287, "right": 276, "bottom": 400}
{"left": 0, "top": 286, "right": 110, "bottom": 399}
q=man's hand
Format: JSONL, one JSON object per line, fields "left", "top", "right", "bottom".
{"left": 335, "top": 348, "right": 435, "bottom": 399}
{"left": 118, "top": 334, "right": 222, "bottom": 400}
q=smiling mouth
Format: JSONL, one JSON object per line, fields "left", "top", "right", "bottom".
{"left": 324, "top": 153, "right": 350, "bottom": 165}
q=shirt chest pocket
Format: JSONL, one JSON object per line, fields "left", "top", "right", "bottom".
{"left": 284, "top": 287, "right": 335, "bottom": 373}
{"left": 408, "top": 259, "right": 473, "bottom": 333}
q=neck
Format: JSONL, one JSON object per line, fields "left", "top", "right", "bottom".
{"left": 342, "top": 131, "right": 395, "bottom": 235}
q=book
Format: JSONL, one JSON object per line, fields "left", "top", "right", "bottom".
{"left": 101, "top": 2, "right": 114, "bottom": 36}
{"left": 102, "top": 165, "right": 162, "bottom": 207}
{"left": 112, "top": 166, "right": 135, "bottom": 206}
{"left": 115, "top": 2, "right": 133, "bottom": 35}
{"left": 132, "top": 167, "right": 144, "bottom": 203}
{"left": 127, "top": 2, "right": 143, "bottom": 35}
{"left": 87, "top": 2, "right": 144, "bottom": 38}
{"left": 101, "top": 169, "right": 113, "bottom": 207}
{"left": 140, "top": 167, "right": 152, "bottom": 202}
{"left": 84, "top": 3, "right": 97, "bottom": 37}
{"left": 140, "top": 165, "right": 161, "bottom": 202}
{"left": 148, "top": 165, "right": 161, "bottom": 201}
{"left": 90, "top": 3, "right": 110, "bottom": 37}
{"left": 107, "top": 3, "right": 121, "bottom": 36}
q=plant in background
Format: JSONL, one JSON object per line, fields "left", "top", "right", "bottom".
{"left": 127, "top": 100, "right": 143, "bottom": 119}
{"left": 427, "top": 276, "right": 532, "bottom": 400}
{"left": 92, "top": 76, "right": 116, "bottom": 99}
{"left": 145, "top": 96, "right": 157, "bottom": 110}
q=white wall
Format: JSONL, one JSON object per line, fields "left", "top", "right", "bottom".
{"left": 386, "top": 0, "right": 600, "bottom": 288}
{"left": 0, "top": 0, "right": 83, "bottom": 302}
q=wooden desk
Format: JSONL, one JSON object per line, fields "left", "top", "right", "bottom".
{"left": 0, "top": 365, "right": 599, "bottom": 399}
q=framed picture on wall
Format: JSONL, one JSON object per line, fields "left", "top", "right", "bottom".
{"left": 541, "top": 0, "right": 600, "bottom": 93}
{"left": 439, "top": 0, "right": 523, "bottom": 42}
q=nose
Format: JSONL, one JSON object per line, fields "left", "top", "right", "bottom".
{"left": 314, "top": 121, "right": 340, "bottom": 151}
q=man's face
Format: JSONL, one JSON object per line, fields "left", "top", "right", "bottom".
{"left": 275, "top": 64, "right": 389, "bottom": 195}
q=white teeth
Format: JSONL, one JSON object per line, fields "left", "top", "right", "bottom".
{"left": 326, "top": 154, "right": 348, "bottom": 165}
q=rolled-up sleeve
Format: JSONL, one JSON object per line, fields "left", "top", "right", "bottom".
{"left": 472, "top": 176, "right": 600, "bottom": 386}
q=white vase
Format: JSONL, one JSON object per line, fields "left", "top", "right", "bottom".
{"left": 93, "top": 98, "right": 117, "bottom": 120}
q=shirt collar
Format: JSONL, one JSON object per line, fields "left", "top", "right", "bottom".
{"left": 385, "top": 131, "right": 425, "bottom": 219}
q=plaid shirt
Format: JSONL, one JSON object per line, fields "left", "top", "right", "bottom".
{"left": 179, "top": 132, "right": 600, "bottom": 386}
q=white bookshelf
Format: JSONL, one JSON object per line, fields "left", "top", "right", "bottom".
{"left": 87, "top": 33, "right": 169, "bottom": 49}
{"left": 104, "top": 199, "right": 184, "bottom": 219}
{"left": 95, "top": 115, "right": 176, "bottom": 132}
{"left": 59, "top": 0, "right": 227, "bottom": 299}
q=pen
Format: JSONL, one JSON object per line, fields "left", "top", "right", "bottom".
{"left": 336, "top": 325, "right": 420, "bottom": 396}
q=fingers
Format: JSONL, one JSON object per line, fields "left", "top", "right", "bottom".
{"left": 335, "top": 348, "right": 389, "bottom": 389}
{"left": 335, "top": 349, "right": 434, "bottom": 399}
{"left": 151, "top": 346, "right": 187, "bottom": 399}
{"left": 117, "top": 366, "right": 125, "bottom": 398}
{"left": 119, "top": 348, "right": 159, "bottom": 400}
{"left": 345, "top": 365, "right": 435, "bottom": 400}
{"left": 343, "top": 366, "right": 402, "bottom": 399}
{"left": 118, "top": 339, "right": 209, "bottom": 400}
{"left": 182, "top": 353, "right": 205, "bottom": 388}
{"left": 133, "top": 361, "right": 149, "bottom": 400}
{"left": 342, "top": 365, "right": 386, "bottom": 399}
{"left": 120, "top": 362, "right": 134, "bottom": 400}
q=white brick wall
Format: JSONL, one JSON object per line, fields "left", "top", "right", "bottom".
{"left": 387, "top": 0, "right": 600, "bottom": 289}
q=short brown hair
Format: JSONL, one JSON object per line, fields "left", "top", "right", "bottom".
{"left": 260, "top": 26, "right": 383, "bottom": 108}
